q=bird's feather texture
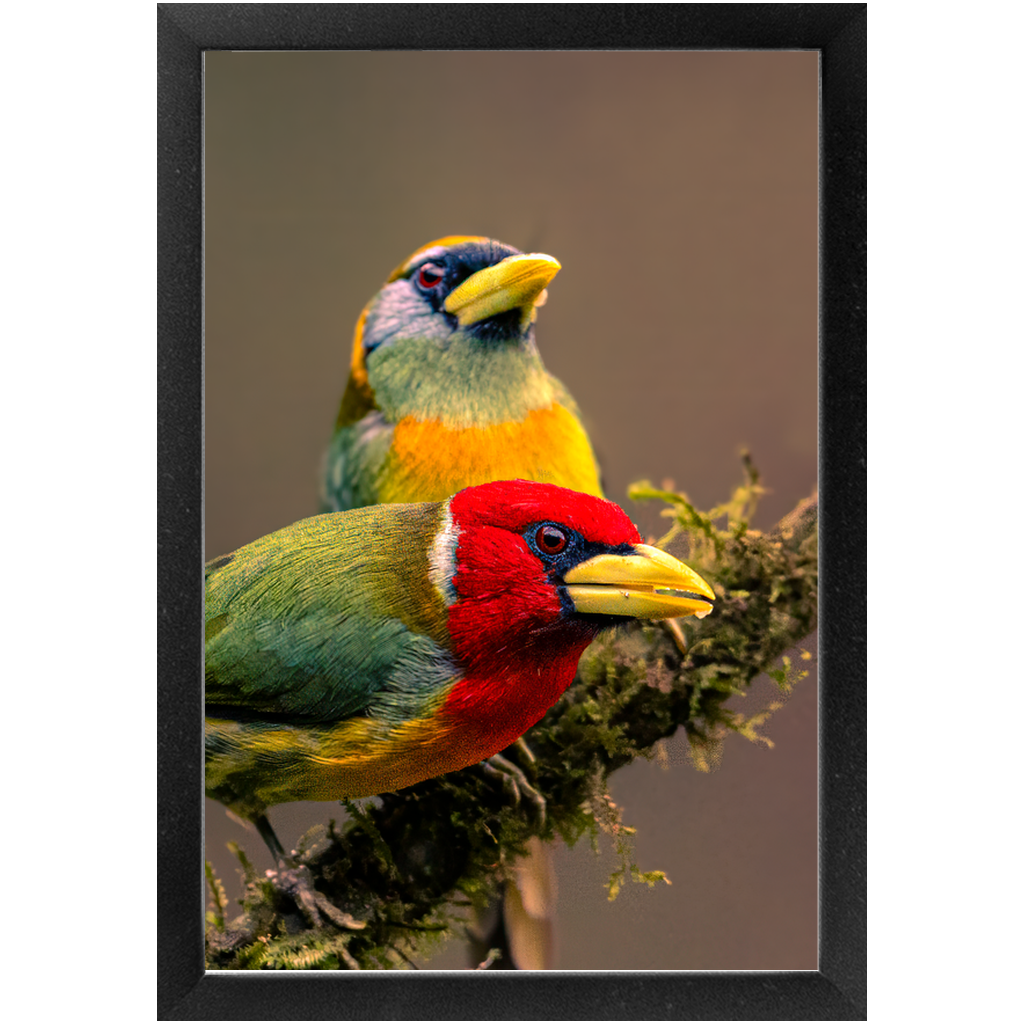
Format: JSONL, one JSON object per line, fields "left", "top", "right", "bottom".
{"left": 206, "top": 502, "right": 452, "bottom": 720}
{"left": 205, "top": 502, "right": 463, "bottom": 814}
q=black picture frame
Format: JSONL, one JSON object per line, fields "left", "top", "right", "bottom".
{"left": 158, "top": 5, "right": 866, "bottom": 1018}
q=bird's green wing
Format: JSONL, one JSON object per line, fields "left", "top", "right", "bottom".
{"left": 205, "top": 504, "right": 454, "bottom": 725}
{"left": 320, "top": 410, "right": 394, "bottom": 511}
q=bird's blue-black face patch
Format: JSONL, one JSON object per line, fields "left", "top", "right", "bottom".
{"left": 404, "top": 240, "right": 527, "bottom": 342}
{"left": 362, "top": 239, "right": 538, "bottom": 359}
{"left": 522, "top": 521, "right": 634, "bottom": 619}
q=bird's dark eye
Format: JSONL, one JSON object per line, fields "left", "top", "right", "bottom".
{"left": 535, "top": 524, "right": 567, "bottom": 554}
{"left": 416, "top": 263, "right": 445, "bottom": 290}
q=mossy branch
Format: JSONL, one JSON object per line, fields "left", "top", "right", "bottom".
{"left": 206, "top": 455, "right": 818, "bottom": 970}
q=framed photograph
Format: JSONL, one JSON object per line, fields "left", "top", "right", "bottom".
{"left": 159, "top": 7, "right": 864, "bottom": 1018}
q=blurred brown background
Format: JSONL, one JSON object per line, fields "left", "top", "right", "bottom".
{"left": 204, "top": 50, "right": 819, "bottom": 970}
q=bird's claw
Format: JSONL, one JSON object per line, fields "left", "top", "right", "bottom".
{"left": 513, "top": 735, "right": 536, "bottom": 764}
{"left": 481, "top": 752, "right": 546, "bottom": 827}
{"left": 248, "top": 813, "right": 365, "bottom": 932}
{"left": 265, "top": 862, "right": 366, "bottom": 931}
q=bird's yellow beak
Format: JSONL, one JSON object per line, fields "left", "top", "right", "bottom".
{"left": 444, "top": 253, "right": 561, "bottom": 330}
{"left": 563, "top": 544, "right": 715, "bottom": 620}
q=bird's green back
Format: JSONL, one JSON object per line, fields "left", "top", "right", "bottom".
{"left": 205, "top": 503, "right": 454, "bottom": 725}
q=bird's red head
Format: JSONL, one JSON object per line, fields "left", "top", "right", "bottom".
{"left": 437, "top": 480, "right": 645, "bottom": 744}
{"left": 448, "top": 479, "right": 644, "bottom": 640}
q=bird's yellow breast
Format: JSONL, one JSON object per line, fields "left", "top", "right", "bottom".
{"left": 378, "top": 404, "right": 603, "bottom": 504}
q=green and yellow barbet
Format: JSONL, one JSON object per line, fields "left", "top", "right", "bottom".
{"left": 321, "top": 236, "right": 603, "bottom": 511}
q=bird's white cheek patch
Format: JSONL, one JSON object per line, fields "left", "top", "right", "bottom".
{"left": 428, "top": 504, "right": 461, "bottom": 607}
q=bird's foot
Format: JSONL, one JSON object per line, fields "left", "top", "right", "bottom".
{"left": 265, "top": 860, "right": 366, "bottom": 932}
{"left": 247, "top": 813, "right": 366, "bottom": 933}
{"left": 481, "top": 752, "right": 546, "bottom": 827}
